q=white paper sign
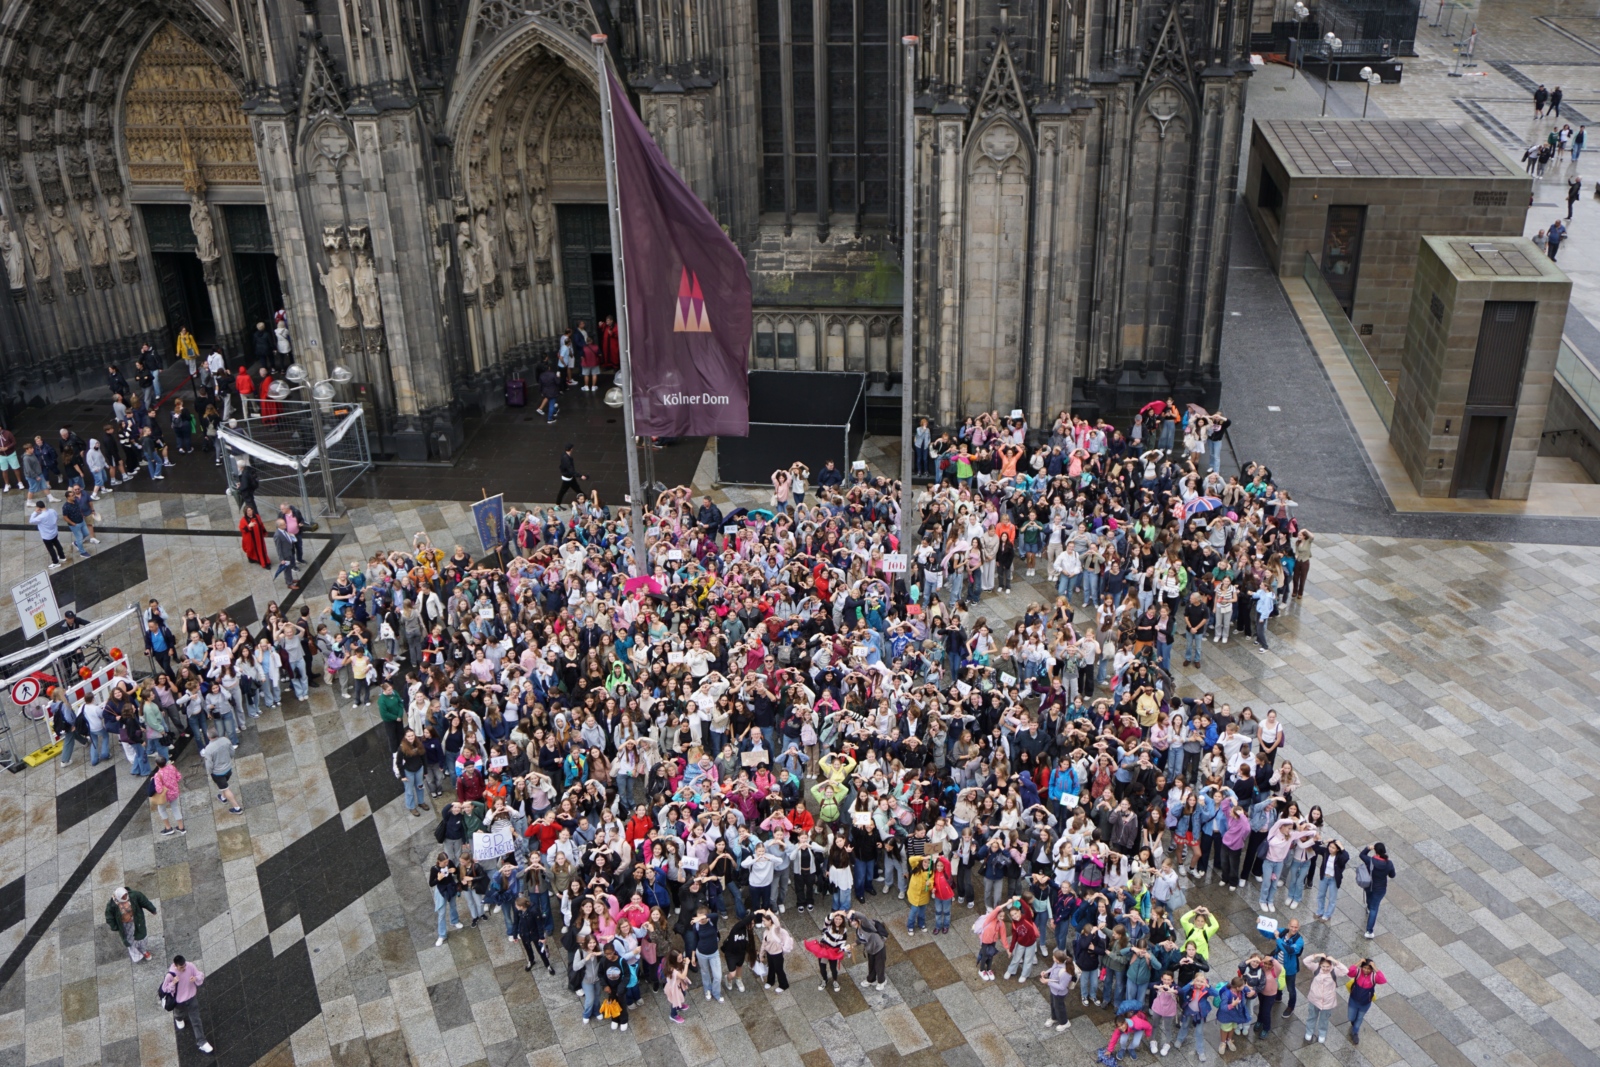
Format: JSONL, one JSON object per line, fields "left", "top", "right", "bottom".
{"left": 11, "top": 572, "right": 60, "bottom": 640}
{"left": 472, "top": 826, "right": 515, "bottom": 858}
{"left": 852, "top": 460, "right": 867, "bottom": 470}
{"left": 955, "top": 681, "right": 973, "bottom": 697}
{"left": 667, "top": 550, "right": 684, "bottom": 561}
{"left": 881, "top": 553, "right": 908, "bottom": 574}
{"left": 668, "top": 651, "right": 686, "bottom": 664}
{"left": 1000, "top": 672, "right": 1017, "bottom": 687}
{"left": 852, "top": 645, "right": 870, "bottom": 659}
{"left": 723, "top": 525, "right": 737, "bottom": 535}
{"left": 489, "top": 755, "right": 508, "bottom": 771}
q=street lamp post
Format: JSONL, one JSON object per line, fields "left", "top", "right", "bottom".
{"left": 267, "top": 363, "right": 352, "bottom": 518}
{"left": 1291, "top": 3, "right": 1310, "bottom": 79}
{"left": 1360, "top": 66, "right": 1380, "bottom": 117}
{"left": 1320, "top": 34, "right": 1343, "bottom": 117}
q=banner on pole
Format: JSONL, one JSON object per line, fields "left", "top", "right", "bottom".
{"left": 607, "top": 69, "right": 751, "bottom": 438}
{"left": 472, "top": 494, "right": 506, "bottom": 554}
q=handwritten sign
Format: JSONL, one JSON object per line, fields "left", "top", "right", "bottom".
{"left": 1000, "top": 672, "right": 1017, "bottom": 687}
{"left": 472, "top": 826, "right": 515, "bottom": 859}
{"left": 881, "top": 553, "right": 908, "bottom": 574}
{"left": 489, "top": 755, "right": 508, "bottom": 771}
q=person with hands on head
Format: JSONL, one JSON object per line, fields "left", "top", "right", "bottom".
{"left": 1343, "top": 956, "right": 1386, "bottom": 1045}
{"left": 1300, "top": 952, "right": 1347, "bottom": 1044}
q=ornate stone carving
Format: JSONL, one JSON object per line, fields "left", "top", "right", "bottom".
{"left": 354, "top": 247, "right": 383, "bottom": 328}
{"left": 79, "top": 201, "right": 109, "bottom": 268}
{"left": 456, "top": 219, "right": 479, "bottom": 295}
{"left": 46, "top": 204, "right": 81, "bottom": 273}
{"left": 474, "top": 208, "right": 499, "bottom": 295}
{"left": 427, "top": 204, "right": 451, "bottom": 305}
{"left": 22, "top": 212, "right": 51, "bottom": 279}
{"left": 122, "top": 24, "right": 259, "bottom": 187}
{"left": 0, "top": 214, "right": 24, "bottom": 290}
{"left": 105, "top": 194, "right": 136, "bottom": 262}
{"left": 534, "top": 259, "right": 554, "bottom": 285}
{"left": 318, "top": 227, "right": 359, "bottom": 329}
{"left": 189, "top": 196, "right": 219, "bottom": 263}
{"left": 978, "top": 124, "right": 1021, "bottom": 164}
{"left": 504, "top": 192, "right": 529, "bottom": 290}
{"left": 470, "top": 0, "right": 601, "bottom": 61}
{"left": 91, "top": 263, "right": 114, "bottom": 289}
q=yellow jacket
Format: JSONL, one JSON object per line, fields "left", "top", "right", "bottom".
{"left": 906, "top": 868, "right": 932, "bottom": 907}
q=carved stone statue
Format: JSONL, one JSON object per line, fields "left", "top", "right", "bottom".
{"left": 427, "top": 204, "right": 450, "bottom": 305}
{"left": 47, "top": 204, "right": 81, "bottom": 273}
{"left": 353, "top": 251, "right": 382, "bottom": 328}
{"left": 105, "top": 194, "right": 136, "bottom": 261}
{"left": 189, "top": 196, "right": 218, "bottom": 262}
{"left": 22, "top": 213, "right": 51, "bottom": 278}
{"left": 79, "top": 201, "right": 109, "bottom": 267}
{"left": 504, "top": 194, "right": 528, "bottom": 263}
{"left": 530, "top": 189, "right": 552, "bottom": 261}
{"left": 317, "top": 251, "right": 358, "bottom": 329}
{"left": 456, "top": 220, "right": 479, "bottom": 295}
{"left": 0, "top": 216, "right": 24, "bottom": 288}
{"left": 474, "top": 209, "right": 498, "bottom": 291}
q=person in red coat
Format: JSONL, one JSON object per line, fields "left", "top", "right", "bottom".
{"left": 600, "top": 316, "right": 620, "bottom": 370}
{"left": 235, "top": 365, "right": 255, "bottom": 403}
{"left": 239, "top": 504, "right": 271, "bottom": 568}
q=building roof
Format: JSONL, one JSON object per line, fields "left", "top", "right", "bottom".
{"left": 1257, "top": 119, "right": 1523, "bottom": 179}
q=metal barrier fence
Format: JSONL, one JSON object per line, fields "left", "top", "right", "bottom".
{"left": 223, "top": 397, "right": 372, "bottom": 516}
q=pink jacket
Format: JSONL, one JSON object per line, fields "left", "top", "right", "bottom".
{"left": 1105, "top": 1013, "right": 1154, "bottom": 1055}
{"left": 161, "top": 962, "right": 205, "bottom": 1003}
{"left": 153, "top": 763, "right": 182, "bottom": 803}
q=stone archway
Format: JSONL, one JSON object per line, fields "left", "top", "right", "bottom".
{"left": 451, "top": 22, "right": 606, "bottom": 360}
{"left": 120, "top": 20, "right": 269, "bottom": 352}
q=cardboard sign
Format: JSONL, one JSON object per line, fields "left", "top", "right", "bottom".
{"left": 472, "top": 826, "right": 515, "bottom": 859}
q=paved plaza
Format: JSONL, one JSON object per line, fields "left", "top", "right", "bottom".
{"left": 2, "top": 483, "right": 1600, "bottom": 1067}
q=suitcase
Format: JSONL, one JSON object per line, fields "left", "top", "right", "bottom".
{"left": 505, "top": 377, "right": 526, "bottom": 407}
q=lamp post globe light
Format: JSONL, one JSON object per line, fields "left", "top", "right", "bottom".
{"left": 267, "top": 363, "right": 352, "bottom": 518}
{"left": 1359, "top": 65, "right": 1379, "bottom": 117}
{"left": 1320, "top": 34, "right": 1342, "bottom": 117}
{"left": 1291, "top": 2, "right": 1310, "bottom": 79}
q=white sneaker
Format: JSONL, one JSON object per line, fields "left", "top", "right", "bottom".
{"left": 88, "top": 537, "right": 100, "bottom": 544}
{"left": 610, "top": 1022, "right": 618, "bottom": 1030}
{"left": 435, "top": 937, "right": 445, "bottom": 946}
{"left": 1288, "top": 901, "right": 1299, "bottom": 910}
{"left": 620, "top": 1023, "right": 627, "bottom": 1031}
{"left": 453, "top": 922, "right": 464, "bottom": 929}
{"left": 1057, "top": 1023, "right": 1070, "bottom": 1032}
{"left": 1364, "top": 931, "right": 1375, "bottom": 939}
{"left": 819, "top": 984, "right": 828, "bottom": 991}
{"left": 1160, "top": 1043, "right": 1170, "bottom": 1055}
{"left": 832, "top": 981, "right": 840, "bottom": 991}
{"left": 1304, "top": 1033, "right": 1313, "bottom": 1043}
{"left": 736, "top": 979, "right": 745, "bottom": 993}
{"left": 778, "top": 904, "right": 786, "bottom": 913}
{"left": 198, "top": 1043, "right": 213, "bottom": 1054}
{"left": 48, "top": 562, "right": 60, "bottom": 570}
{"left": 1318, "top": 1035, "right": 1326, "bottom": 1043}
{"left": 176, "top": 1020, "right": 186, "bottom": 1030}
{"left": 706, "top": 990, "right": 713, "bottom": 1000}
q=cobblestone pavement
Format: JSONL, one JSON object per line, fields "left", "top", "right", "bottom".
{"left": 3, "top": 485, "right": 1600, "bottom": 1067}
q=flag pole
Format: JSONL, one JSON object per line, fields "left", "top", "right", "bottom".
{"left": 899, "top": 35, "right": 918, "bottom": 546}
{"left": 593, "top": 33, "right": 650, "bottom": 575}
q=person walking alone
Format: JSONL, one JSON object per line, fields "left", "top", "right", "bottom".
{"left": 29, "top": 500, "right": 67, "bottom": 568}
{"left": 105, "top": 886, "right": 157, "bottom": 963}
{"left": 1357, "top": 843, "right": 1395, "bottom": 938}
{"left": 1568, "top": 175, "right": 1582, "bottom": 219}
{"left": 556, "top": 444, "right": 586, "bottom": 506}
{"left": 159, "top": 955, "right": 214, "bottom": 1054}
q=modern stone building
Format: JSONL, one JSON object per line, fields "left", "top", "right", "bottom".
{"left": 0, "top": 0, "right": 1253, "bottom": 457}
{"left": 1390, "top": 236, "right": 1568, "bottom": 501}
{"left": 1244, "top": 118, "right": 1530, "bottom": 379}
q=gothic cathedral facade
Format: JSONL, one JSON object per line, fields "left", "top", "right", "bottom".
{"left": 0, "top": 0, "right": 1247, "bottom": 455}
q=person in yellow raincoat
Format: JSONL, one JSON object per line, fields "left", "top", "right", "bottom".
{"left": 176, "top": 327, "right": 200, "bottom": 385}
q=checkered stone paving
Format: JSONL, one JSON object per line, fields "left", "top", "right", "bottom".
{"left": 4, "top": 486, "right": 1600, "bottom": 1067}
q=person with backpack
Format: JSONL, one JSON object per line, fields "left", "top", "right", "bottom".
{"left": 1343, "top": 956, "right": 1386, "bottom": 1044}
{"left": 1356, "top": 842, "right": 1396, "bottom": 938}
{"left": 847, "top": 909, "right": 889, "bottom": 989}
{"left": 159, "top": 955, "right": 214, "bottom": 1054}
{"left": 1099, "top": 1011, "right": 1154, "bottom": 1065}
{"left": 1172, "top": 974, "right": 1217, "bottom": 1062}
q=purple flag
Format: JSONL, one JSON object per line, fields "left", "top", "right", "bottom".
{"left": 608, "top": 70, "right": 750, "bottom": 437}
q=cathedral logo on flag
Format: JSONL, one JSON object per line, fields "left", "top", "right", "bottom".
{"left": 672, "top": 267, "right": 712, "bottom": 333}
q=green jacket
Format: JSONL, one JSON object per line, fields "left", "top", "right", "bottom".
{"left": 378, "top": 691, "right": 405, "bottom": 724}
{"left": 105, "top": 888, "right": 157, "bottom": 944}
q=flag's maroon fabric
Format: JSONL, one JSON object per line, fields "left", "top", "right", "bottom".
{"left": 609, "top": 70, "right": 750, "bottom": 437}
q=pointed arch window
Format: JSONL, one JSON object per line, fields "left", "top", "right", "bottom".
{"left": 757, "top": 0, "right": 891, "bottom": 226}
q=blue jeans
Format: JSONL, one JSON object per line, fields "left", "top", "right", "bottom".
{"left": 1156, "top": 639, "right": 1172, "bottom": 673}
{"left": 1175, "top": 1015, "right": 1207, "bottom": 1057}
{"left": 1081, "top": 572, "right": 1100, "bottom": 606}
{"left": 1125, "top": 981, "right": 1149, "bottom": 1011}
{"left": 403, "top": 767, "right": 426, "bottom": 811}
{"left": 1106, "top": 969, "right": 1127, "bottom": 1008}
{"left": 1364, "top": 889, "right": 1385, "bottom": 934}
{"left": 89, "top": 728, "right": 113, "bottom": 765}
{"left": 1256, "top": 608, "right": 1270, "bottom": 650}
{"left": 933, "top": 897, "right": 952, "bottom": 931}
{"left": 129, "top": 744, "right": 151, "bottom": 776}
{"left": 58, "top": 732, "right": 78, "bottom": 764}
{"left": 1285, "top": 858, "right": 1310, "bottom": 905}
{"left": 1159, "top": 422, "right": 1176, "bottom": 451}
{"left": 696, "top": 951, "right": 723, "bottom": 999}
{"left": 581, "top": 980, "right": 601, "bottom": 1019}
{"left": 1348, "top": 999, "right": 1371, "bottom": 1037}
{"left": 853, "top": 859, "right": 875, "bottom": 900}
{"left": 1315, "top": 876, "right": 1338, "bottom": 919}
{"left": 906, "top": 904, "right": 926, "bottom": 932}
{"left": 1079, "top": 967, "right": 1103, "bottom": 1005}
{"left": 68, "top": 521, "right": 90, "bottom": 556}
{"left": 1184, "top": 630, "right": 1204, "bottom": 663}
{"left": 434, "top": 889, "right": 460, "bottom": 937}
{"left": 218, "top": 711, "right": 239, "bottom": 746}
{"left": 1305, "top": 1004, "right": 1332, "bottom": 1039}
{"left": 832, "top": 884, "right": 852, "bottom": 912}
{"left": 1258, "top": 859, "right": 1285, "bottom": 908}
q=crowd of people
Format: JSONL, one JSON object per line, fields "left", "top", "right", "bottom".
{"left": 64, "top": 397, "right": 1402, "bottom": 1059}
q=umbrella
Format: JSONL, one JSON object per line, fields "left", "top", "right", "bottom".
{"left": 1184, "top": 496, "right": 1223, "bottom": 518}
{"left": 747, "top": 508, "right": 775, "bottom": 522}
{"left": 1138, "top": 400, "right": 1167, "bottom": 415}
{"left": 624, "top": 575, "right": 665, "bottom": 596}
{"left": 1186, "top": 403, "right": 1210, "bottom": 416}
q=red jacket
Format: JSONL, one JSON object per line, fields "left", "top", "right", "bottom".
{"left": 624, "top": 814, "right": 654, "bottom": 845}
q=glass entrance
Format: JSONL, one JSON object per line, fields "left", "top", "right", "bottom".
{"left": 557, "top": 203, "right": 615, "bottom": 331}
{"left": 1320, "top": 205, "right": 1366, "bottom": 319}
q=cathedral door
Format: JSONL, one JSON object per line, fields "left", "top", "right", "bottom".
{"left": 142, "top": 204, "right": 216, "bottom": 346}
{"left": 557, "top": 204, "right": 615, "bottom": 331}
